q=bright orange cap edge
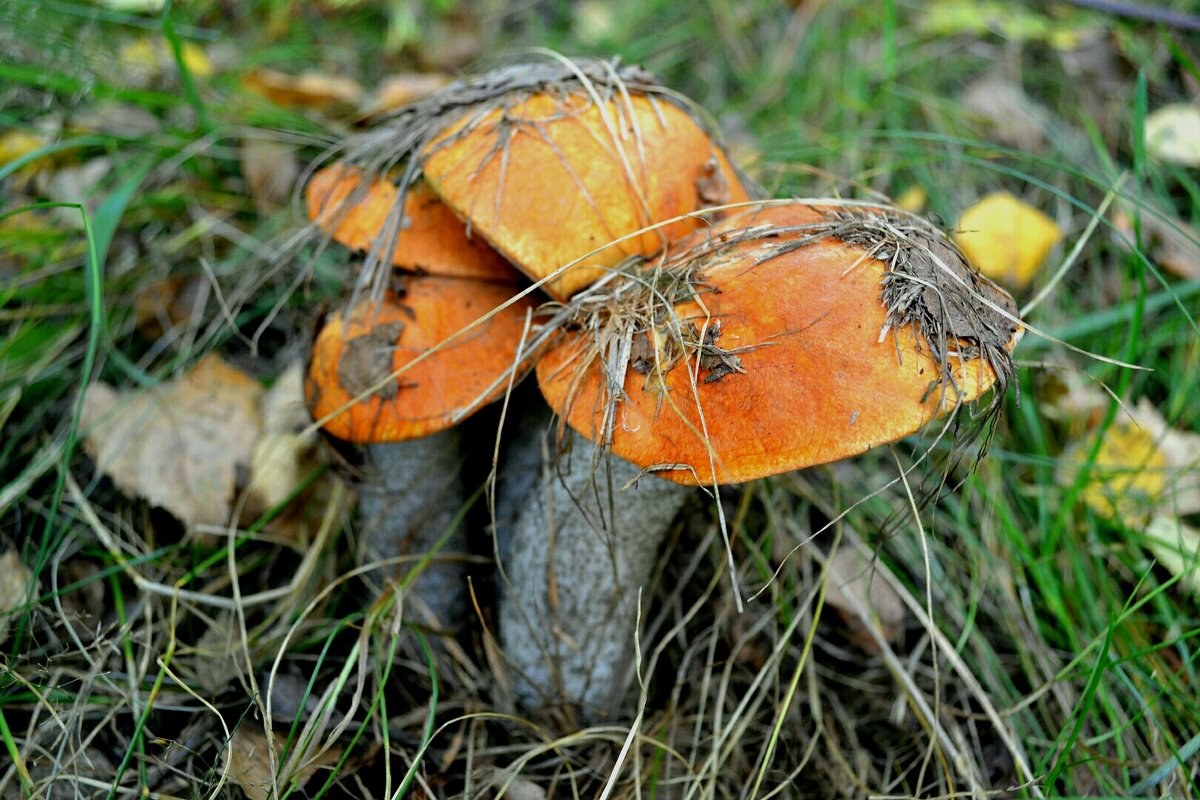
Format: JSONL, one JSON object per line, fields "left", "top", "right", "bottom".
{"left": 422, "top": 92, "right": 751, "bottom": 300}
{"left": 307, "top": 279, "right": 540, "bottom": 443}
{"left": 536, "top": 204, "right": 1023, "bottom": 486}
{"left": 305, "top": 163, "right": 524, "bottom": 283}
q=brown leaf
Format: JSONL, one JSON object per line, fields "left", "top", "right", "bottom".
{"left": 961, "top": 76, "right": 1049, "bottom": 152}
{"left": 241, "top": 137, "right": 300, "bottom": 215}
{"left": 133, "top": 274, "right": 210, "bottom": 341}
{"left": 0, "top": 550, "right": 36, "bottom": 646}
{"left": 361, "top": 73, "right": 452, "bottom": 118}
{"left": 824, "top": 547, "right": 907, "bottom": 652}
{"left": 80, "top": 354, "right": 263, "bottom": 533}
{"left": 227, "top": 727, "right": 341, "bottom": 800}
{"left": 412, "top": 14, "right": 483, "bottom": 71}
{"left": 1114, "top": 208, "right": 1200, "bottom": 280}
{"left": 243, "top": 362, "right": 341, "bottom": 546}
{"left": 242, "top": 67, "right": 363, "bottom": 113}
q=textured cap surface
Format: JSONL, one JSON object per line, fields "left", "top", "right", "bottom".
{"left": 306, "top": 163, "right": 522, "bottom": 282}
{"left": 537, "top": 203, "right": 1021, "bottom": 485}
{"left": 422, "top": 92, "right": 750, "bottom": 299}
{"left": 307, "top": 279, "right": 539, "bottom": 442}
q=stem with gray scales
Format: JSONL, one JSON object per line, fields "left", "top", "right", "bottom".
{"left": 498, "top": 425, "right": 689, "bottom": 719}
{"left": 356, "top": 429, "right": 469, "bottom": 630}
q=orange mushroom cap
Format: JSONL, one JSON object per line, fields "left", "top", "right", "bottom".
{"left": 306, "top": 278, "right": 540, "bottom": 443}
{"left": 422, "top": 91, "right": 750, "bottom": 299}
{"left": 305, "top": 162, "right": 522, "bottom": 283}
{"left": 536, "top": 203, "right": 1022, "bottom": 485}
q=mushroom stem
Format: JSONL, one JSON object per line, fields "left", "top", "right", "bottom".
{"left": 498, "top": 428, "right": 689, "bottom": 719}
{"left": 357, "top": 431, "right": 468, "bottom": 629}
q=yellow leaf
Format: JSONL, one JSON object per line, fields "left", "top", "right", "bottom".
{"left": 0, "top": 130, "right": 49, "bottom": 168}
{"left": 1059, "top": 422, "right": 1167, "bottom": 526}
{"left": 1145, "top": 104, "right": 1200, "bottom": 168}
{"left": 893, "top": 185, "right": 927, "bottom": 213}
{"left": 180, "top": 42, "right": 213, "bottom": 79}
{"left": 80, "top": 354, "right": 263, "bottom": 534}
{"left": 954, "top": 191, "right": 1062, "bottom": 288}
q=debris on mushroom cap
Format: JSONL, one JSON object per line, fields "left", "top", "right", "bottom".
{"left": 422, "top": 91, "right": 750, "bottom": 298}
{"left": 321, "top": 56, "right": 753, "bottom": 301}
{"left": 536, "top": 202, "right": 1023, "bottom": 486}
{"left": 305, "top": 278, "right": 541, "bottom": 443}
{"left": 305, "top": 163, "right": 522, "bottom": 283}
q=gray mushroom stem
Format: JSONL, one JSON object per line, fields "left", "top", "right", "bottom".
{"left": 356, "top": 430, "right": 469, "bottom": 630}
{"left": 498, "top": 427, "right": 689, "bottom": 718}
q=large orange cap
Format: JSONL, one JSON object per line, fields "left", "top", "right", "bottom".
{"left": 537, "top": 203, "right": 1022, "bottom": 485}
{"left": 305, "top": 163, "right": 523, "bottom": 283}
{"left": 306, "top": 278, "right": 541, "bottom": 443}
{"left": 421, "top": 92, "right": 751, "bottom": 300}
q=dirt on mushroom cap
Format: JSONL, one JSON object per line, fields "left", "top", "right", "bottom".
{"left": 319, "top": 56, "right": 753, "bottom": 301}
{"left": 536, "top": 202, "right": 1022, "bottom": 486}
{"left": 306, "top": 277, "right": 541, "bottom": 443}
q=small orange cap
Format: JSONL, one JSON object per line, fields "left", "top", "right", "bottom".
{"left": 306, "top": 163, "right": 523, "bottom": 283}
{"left": 307, "top": 278, "right": 540, "bottom": 442}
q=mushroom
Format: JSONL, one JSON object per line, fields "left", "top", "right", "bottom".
{"left": 300, "top": 57, "right": 751, "bottom": 630}
{"left": 304, "top": 163, "right": 541, "bottom": 628}
{"left": 500, "top": 201, "right": 1023, "bottom": 718}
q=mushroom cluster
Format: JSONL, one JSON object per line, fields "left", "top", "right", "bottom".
{"left": 299, "top": 56, "right": 1022, "bottom": 721}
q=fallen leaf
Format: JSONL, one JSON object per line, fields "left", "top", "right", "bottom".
{"left": 80, "top": 354, "right": 263, "bottom": 533}
{"left": 1144, "top": 104, "right": 1200, "bottom": 167}
{"left": 1127, "top": 398, "right": 1200, "bottom": 517}
{"left": 57, "top": 559, "right": 106, "bottom": 642}
{"left": 243, "top": 362, "right": 340, "bottom": 546}
{"left": 823, "top": 547, "right": 907, "bottom": 652}
{"left": 361, "top": 73, "right": 452, "bottom": 117}
{"left": 179, "top": 42, "right": 214, "bottom": 79}
{"left": 44, "top": 158, "right": 112, "bottom": 229}
{"left": 133, "top": 274, "right": 210, "bottom": 341}
{"left": 117, "top": 36, "right": 213, "bottom": 87}
{"left": 189, "top": 611, "right": 243, "bottom": 695}
{"left": 411, "top": 13, "right": 483, "bottom": 71}
{"left": 954, "top": 191, "right": 1063, "bottom": 289}
{"left": 71, "top": 100, "right": 162, "bottom": 138}
{"left": 241, "top": 137, "right": 300, "bottom": 215}
{"left": 961, "top": 76, "right": 1049, "bottom": 152}
{"left": 893, "top": 185, "right": 927, "bottom": 214}
{"left": 1058, "top": 29, "right": 1128, "bottom": 141}
{"left": 1113, "top": 207, "right": 1200, "bottom": 280}
{"left": 1055, "top": 396, "right": 1200, "bottom": 524}
{"left": 1143, "top": 516, "right": 1200, "bottom": 597}
{"left": 1059, "top": 420, "right": 1166, "bottom": 527}
{"left": 574, "top": 0, "right": 619, "bottom": 46}
{"left": 0, "top": 130, "right": 50, "bottom": 168}
{"left": 242, "top": 68, "right": 364, "bottom": 113}
{"left": 920, "top": 1, "right": 1093, "bottom": 49}
{"left": 1039, "top": 369, "right": 1109, "bottom": 435}
{"left": 475, "top": 767, "right": 547, "bottom": 800}
{"left": 0, "top": 550, "right": 36, "bottom": 646}
{"left": 227, "top": 727, "right": 341, "bottom": 800}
